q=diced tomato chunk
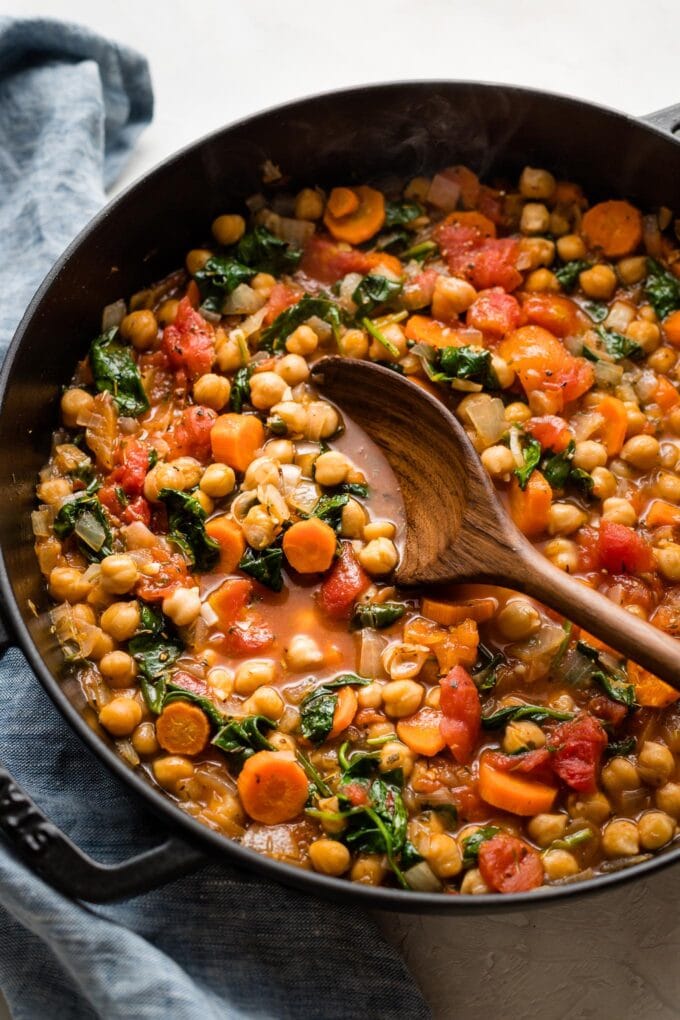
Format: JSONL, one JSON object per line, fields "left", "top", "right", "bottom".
{"left": 499, "top": 325, "right": 594, "bottom": 408}
{"left": 135, "top": 546, "right": 193, "bottom": 601}
{"left": 161, "top": 296, "right": 215, "bottom": 380}
{"left": 300, "top": 235, "right": 401, "bottom": 284}
{"left": 170, "top": 404, "right": 217, "bottom": 462}
{"left": 221, "top": 619, "right": 274, "bottom": 656}
{"left": 597, "top": 521, "right": 654, "bottom": 576}
{"left": 524, "top": 415, "right": 573, "bottom": 453}
{"left": 108, "top": 437, "right": 151, "bottom": 497}
{"left": 587, "top": 695, "right": 628, "bottom": 727}
{"left": 318, "top": 543, "right": 370, "bottom": 618}
{"left": 435, "top": 223, "right": 522, "bottom": 292}
{"left": 122, "top": 495, "right": 151, "bottom": 526}
{"left": 522, "top": 293, "right": 583, "bottom": 338}
{"left": 343, "top": 782, "right": 370, "bottom": 806}
{"left": 478, "top": 834, "right": 544, "bottom": 893}
{"left": 263, "top": 283, "right": 302, "bottom": 325}
{"left": 551, "top": 713, "right": 608, "bottom": 793}
{"left": 466, "top": 288, "right": 521, "bottom": 337}
{"left": 439, "top": 665, "right": 481, "bottom": 765}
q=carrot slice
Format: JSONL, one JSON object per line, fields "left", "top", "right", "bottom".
{"left": 404, "top": 315, "right": 465, "bottom": 349}
{"left": 440, "top": 210, "right": 496, "bottom": 237}
{"left": 237, "top": 750, "right": 309, "bottom": 824}
{"left": 478, "top": 753, "right": 557, "bottom": 816}
{"left": 210, "top": 413, "right": 264, "bottom": 473}
{"left": 283, "top": 518, "right": 337, "bottom": 573}
{"left": 328, "top": 686, "right": 358, "bottom": 739}
{"left": 581, "top": 200, "right": 643, "bottom": 257}
{"left": 654, "top": 376, "right": 680, "bottom": 411}
{"left": 593, "top": 395, "right": 628, "bottom": 456}
{"left": 663, "top": 309, "right": 680, "bottom": 346}
{"left": 156, "top": 701, "right": 211, "bottom": 756}
{"left": 421, "top": 597, "right": 497, "bottom": 627}
{"left": 205, "top": 516, "right": 245, "bottom": 573}
{"left": 397, "top": 706, "right": 446, "bottom": 756}
{"left": 509, "top": 471, "right": 552, "bottom": 538}
{"left": 327, "top": 187, "right": 359, "bottom": 219}
{"left": 627, "top": 661, "right": 680, "bottom": 708}
{"left": 323, "top": 185, "right": 385, "bottom": 244}
{"left": 645, "top": 500, "right": 680, "bottom": 528}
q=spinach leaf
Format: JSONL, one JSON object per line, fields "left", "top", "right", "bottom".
{"left": 52, "top": 493, "right": 113, "bottom": 561}
{"left": 584, "top": 301, "right": 609, "bottom": 323}
{"left": 385, "top": 200, "right": 423, "bottom": 228}
{"left": 481, "top": 704, "right": 574, "bottom": 729}
{"left": 89, "top": 328, "right": 149, "bottom": 417}
{"left": 259, "top": 296, "right": 343, "bottom": 352}
{"left": 159, "top": 489, "right": 220, "bottom": 572}
{"left": 555, "top": 260, "right": 591, "bottom": 291}
{"left": 569, "top": 467, "right": 595, "bottom": 498}
{"left": 338, "top": 481, "right": 369, "bottom": 498}
{"left": 337, "top": 741, "right": 382, "bottom": 777}
{"left": 194, "top": 257, "right": 254, "bottom": 313}
{"left": 352, "top": 275, "right": 403, "bottom": 317}
{"left": 230, "top": 364, "right": 253, "bottom": 413}
{"left": 129, "top": 607, "right": 183, "bottom": 712}
{"left": 309, "top": 492, "right": 349, "bottom": 532}
{"left": 542, "top": 441, "right": 575, "bottom": 490}
{"left": 595, "top": 325, "right": 643, "bottom": 362}
{"left": 375, "top": 229, "right": 411, "bottom": 253}
{"left": 401, "top": 240, "right": 438, "bottom": 261}
{"left": 69, "top": 457, "right": 97, "bottom": 489}
{"left": 350, "top": 602, "right": 407, "bottom": 630}
{"left": 514, "top": 436, "right": 542, "bottom": 490}
{"left": 236, "top": 226, "right": 302, "bottom": 276}
{"left": 296, "top": 748, "right": 333, "bottom": 798}
{"left": 300, "top": 674, "right": 370, "bottom": 744}
{"left": 604, "top": 736, "right": 636, "bottom": 759}
{"left": 593, "top": 670, "right": 637, "bottom": 709}
{"left": 400, "top": 840, "right": 425, "bottom": 871}
{"left": 163, "top": 682, "right": 226, "bottom": 728}
{"left": 461, "top": 825, "right": 501, "bottom": 866}
{"left": 430, "top": 345, "right": 498, "bottom": 389}
{"left": 212, "top": 714, "right": 276, "bottom": 767}
{"left": 551, "top": 828, "right": 593, "bottom": 851}
{"left": 238, "top": 545, "right": 284, "bottom": 592}
{"left": 645, "top": 258, "right": 680, "bottom": 321}
{"left": 471, "top": 642, "right": 504, "bottom": 692}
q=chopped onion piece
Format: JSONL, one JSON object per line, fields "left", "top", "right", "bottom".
{"left": 339, "top": 273, "right": 364, "bottom": 312}
{"left": 74, "top": 511, "right": 107, "bottom": 553}
{"left": 509, "top": 426, "right": 525, "bottom": 467}
{"left": 223, "top": 284, "right": 266, "bottom": 316}
{"left": 232, "top": 490, "right": 258, "bottom": 524}
{"left": 101, "top": 299, "right": 126, "bottom": 331}
{"left": 571, "top": 411, "right": 603, "bottom": 442}
{"left": 201, "top": 602, "right": 219, "bottom": 627}
{"left": 116, "top": 739, "right": 140, "bottom": 767}
{"left": 427, "top": 172, "right": 461, "bottom": 211}
{"left": 404, "top": 861, "right": 443, "bottom": 892}
{"left": 358, "top": 628, "right": 388, "bottom": 679}
{"left": 118, "top": 416, "right": 139, "bottom": 435}
{"left": 31, "top": 509, "right": 52, "bottom": 537}
{"left": 288, "top": 480, "right": 320, "bottom": 515}
{"left": 382, "top": 642, "right": 430, "bottom": 680}
{"left": 279, "top": 463, "right": 302, "bottom": 496}
{"left": 635, "top": 369, "right": 659, "bottom": 404}
{"left": 238, "top": 306, "right": 268, "bottom": 339}
{"left": 257, "top": 483, "right": 290, "bottom": 524}
{"left": 275, "top": 216, "right": 315, "bottom": 247}
{"left": 466, "top": 395, "right": 506, "bottom": 446}
{"left": 594, "top": 360, "right": 624, "bottom": 390}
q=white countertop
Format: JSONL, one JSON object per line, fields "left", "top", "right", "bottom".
{"left": 11, "top": 0, "right": 680, "bottom": 1016}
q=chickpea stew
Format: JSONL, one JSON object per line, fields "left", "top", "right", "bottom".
{"left": 35, "top": 163, "right": 680, "bottom": 895}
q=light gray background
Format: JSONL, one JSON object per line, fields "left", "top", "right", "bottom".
{"left": 7, "top": 1, "right": 680, "bottom": 1016}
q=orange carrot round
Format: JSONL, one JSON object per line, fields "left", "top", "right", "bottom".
{"left": 663, "top": 309, "right": 680, "bottom": 345}
{"left": 397, "top": 706, "right": 446, "bottom": 756}
{"left": 581, "top": 199, "right": 642, "bottom": 257}
{"left": 282, "top": 518, "right": 337, "bottom": 573}
{"left": 440, "top": 210, "right": 496, "bottom": 237}
{"left": 328, "top": 686, "right": 358, "bottom": 739}
{"left": 210, "top": 413, "right": 264, "bottom": 473}
{"left": 237, "top": 750, "right": 309, "bottom": 824}
{"left": 326, "top": 187, "right": 359, "bottom": 219}
{"left": 404, "top": 314, "right": 464, "bottom": 349}
{"left": 323, "top": 185, "right": 385, "bottom": 245}
{"left": 205, "top": 516, "right": 246, "bottom": 574}
{"left": 156, "top": 701, "right": 211, "bottom": 756}
{"left": 478, "top": 754, "right": 557, "bottom": 816}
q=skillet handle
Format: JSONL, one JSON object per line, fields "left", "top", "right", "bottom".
{"left": 0, "top": 764, "right": 204, "bottom": 902}
{"left": 641, "top": 104, "right": 680, "bottom": 136}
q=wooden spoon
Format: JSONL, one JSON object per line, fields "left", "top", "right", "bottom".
{"left": 312, "top": 356, "right": 680, "bottom": 690}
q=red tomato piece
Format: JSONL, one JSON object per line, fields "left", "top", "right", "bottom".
{"left": 121, "top": 496, "right": 152, "bottom": 526}
{"left": 524, "top": 415, "right": 573, "bottom": 453}
{"left": 499, "top": 325, "right": 594, "bottom": 408}
{"left": 587, "top": 695, "right": 628, "bottom": 727}
{"left": 435, "top": 223, "right": 522, "bottom": 292}
{"left": 170, "top": 670, "right": 212, "bottom": 700}
{"left": 478, "top": 834, "right": 544, "bottom": 893}
{"left": 263, "top": 282, "right": 302, "bottom": 325}
{"left": 439, "top": 665, "right": 481, "bottom": 766}
{"left": 485, "top": 748, "right": 554, "bottom": 785}
{"left": 135, "top": 547, "right": 192, "bottom": 601}
{"left": 343, "top": 782, "right": 370, "bottom": 806}
{"left": 577, "top": 526, "right": 600, "bottom": 572}
{"left": 108, "top": 437, "right": 151, "bottom": 497}
{"left": 161, "top": 296, "right": 215, "bottom": 380}
{"left": 477, "top": 185, "right": 506, "bottom": 227}
{"left": 221, "top": 618, "right": 274, "bottom": 656}
{"left": 317, "top": 543, "right": 371, "bottom": 618}
{"left": 170, "top": 404, "right": 217, "bottom": 462}
{"left": 522, "top": 293, "right": 583, "bottom": 338}
{"left": 466, "top": 288, "right": 521, "bottom": 337}
{"left": 300, "top": 235, "right": 374, "bottom": 284}
{"left": 551, "top": 713, "right": 608, "bottom": 792}
{"left": 597, "top": 521, "right": 654, "bottom": 576}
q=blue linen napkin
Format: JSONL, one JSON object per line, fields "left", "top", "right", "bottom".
{"left": 0, "top": 18, "right": 429, "bottom": 1020}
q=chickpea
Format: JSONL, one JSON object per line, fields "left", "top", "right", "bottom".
{"left": 244, "top": 686, "right": 284, "bottom": 719}
{"left": 497, "top": 599, "right": 541, "bottom": 640}
{"left": 242, "top": 506, "right": 277, "bottom": 549}
{"left": 655, "top": 782, "right": 680, "bottom": 819}
{"left": 90, "top": 629, "right": 115, "bottom": 661}
{"left": 556, "top": 234, "right": 586, "bottom": 262}
{"left": 153, "top": 755, "right": 195, "bottom": 791}
{"left": 590, "top": 467, "right": 617, "bottom": 500}
{"left": 99, "top": 696, "right": 142, "bottom": 737}
{"left": 211, "top": 213, "right": 246, "bottom": 246}
{"left": 200, "top": 463, "right": 236, "bottom": 499}
{"left": 61, "top": 387, "right": 95, "bottom": 428}
{"left": 527, "top": 813, "right": 568, "bottom": 848}
{"left": 317, "top": 795, "right": 346, "bottom": 836}
{"left": 193, "top": 373, "right": 230, "bottom": 411}
{"left": 617, "top": 256, "right": 647, "bottom": 285}
{"left": 294, "top": 188, "right": 324, "bottom": 221}
{"left": 286, "top": 325, "right": 318, "bottom": 356}
{"left": 655, "top": 471, "right": 680, "bottom": 502}
{"left": 405, "top": 176, "right": 430, "bottom": 201}
{"left": 265, "top": 439, "right": 295, "bottom": 464}
{"left": 350, "top": 854, "right": 386, "bottom": 885}
{"left": 243, "top": 456, "right": 279, "bottom": 490}
{"left": 505, "top": 401, "right": 532, "bottom": 424}
{"left": 519, "top": 166, "right": 556, "bottom": 200}
{"left": 157, "top": 300, "right": 178, "bottom": 327}
{"left": 357, "top": 682, "right": 383, "bottom": 709}
{"left": 549, "top": 210, "right": 570, "bottom": 237}
{"left": 579, "top": 265, "right": 617, "bottom": 300}
{"left": 275, "top": 353, "right": 309, "bottom": 386}
{"left": 162, "top": 586, "right": 201, "bottom": 627}
{"left": 72, "top": 602, "right": 96, "bottom": 626}
{"left": 363, "top": 520, "right": 396, "bottom": 542}
{"left": 286, "top": 634, "right": 324, "bottom": 671}
{"left": 543, "top": 849, "right": 579, "bottom": 880}
{"left": 37, "top": 477, "right": 72, "bottom": 505}
{"left": 382, "top": 679, "right": 423, "bottom": 718}
{"left": 544, "top": 537, "right": 579, "bottom": 573}
{"left": 100, "top": 554, "right": 139, "bottom": 595}
{"left": 269, "top": 731, "right": 297, "bottom": 754}
{"left": 340, "top": 498, "right": 368, "bottom": 539}
{"left": 503, "top": 720, "right": 546, "bottom": 753}
{"left": 306, "top": 401, "right": 340, "bottom": 439}
{"left": 314, "top": 450, "right": 349, "bottom": 486}
{"left": 195, "top": 490, "right": 214, "bottom": 515}
{"left": 99, "top": 650, "right": 137, "bottom": 688}
{"left": 271, "top": 400, "right": 308, "bottom": 436}
{"left": 519, "top": 237, "right": 555, "bottom": 270}
{"left": 626, "top": 319, "right": 661, "bottom": 354}
{"left": 548, "top": 502, "right": 587, "bottom": 536}
{"left": 49, "top": 566, "right": 92, "bottom": 602}
{"left": 573, "top": 440, "right": 607, "bottom": 472}
{"left": 602, "top": 497, "right": 637, "bottom": 526}
{"left": 460, "top": 868, "right": 489, "bottom": 895}
{"left": 120, "top": 310, "right": 157, "bottom": 351}
{"left": 525, "top": 268, "right": 559, "bottom": 292}
{"left": 99, "top": 600, "right": 140, "bottom": 642}
{"left": 215, "top": 335, "right": 243, "bottom": 373}
{"left": 369, "top": 323, "right": 407, "bottom": 363}
{"left": 185, "top": 248, "right": 212, "bottom": 276}
{"left": 655, "top": 543, "right": 680, "bottom": 581}
{"left": 131, "top": 721, "right": 159, "bottom": 757}
{"left": 143, "top": 462, "right": 186, "bottom": 501}
{"left": 520, "top": 202, "right": 550, "bottom": 235}
{"left": 170, "top": 456, "right": 203, "bottom": 489}
{"left": 620, "top": 435, "right": 660, "bottom": 470}
{"left": 358, "top": 537, "right": 399, "bottom": 576}
{"left": 342, "top": 328, "right": 369, "bottom": 359}
{"left": 638, "top": 741, "right": 675, "bottom": 786}
{"left": 234, "top": 659, "right": 276, "bottom": 695}
{"left": 425, "top": 686, "right": 441, "bottom": 709}
{"left": 431, "top": 275, "right": 477, "bottom": 319}
{"left": 481, "top": 445, "right": 515, "bottom": 477}
{"left": 379, "top": 741, "right": 415, "bottom": 778}
{"left": 249, "top": 371, "right": 287, "bottom": 411}
{"left": 638, "top": 810, "right": 675, "bottom": 850}
{"left": 648, "top": 347, "right": 676, "bottom": 374}
{"left": 309, "top": 838, "right": 350, "bottom": 876}
{"left": 251, "top": 272, "right": 276, "bottom": 296}
{"left": 601, "top": 756, "right": 641, "bottom": 795}
{"left": 425, "top": 833, "right": 462, "bottom": 879}
{"left": 569, "top": 791, "right": 612, "bottom": 825}
{"left": 602, "top": 818, "right": 640, "bottom": 858}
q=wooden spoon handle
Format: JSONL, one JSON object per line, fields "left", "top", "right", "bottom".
{"left": 505, "top": 546, "right": 680, "bottom": 691}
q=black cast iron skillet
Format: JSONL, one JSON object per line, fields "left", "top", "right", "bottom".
{"left": 2, "top": 82, "right": 680, "bottom": 912}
